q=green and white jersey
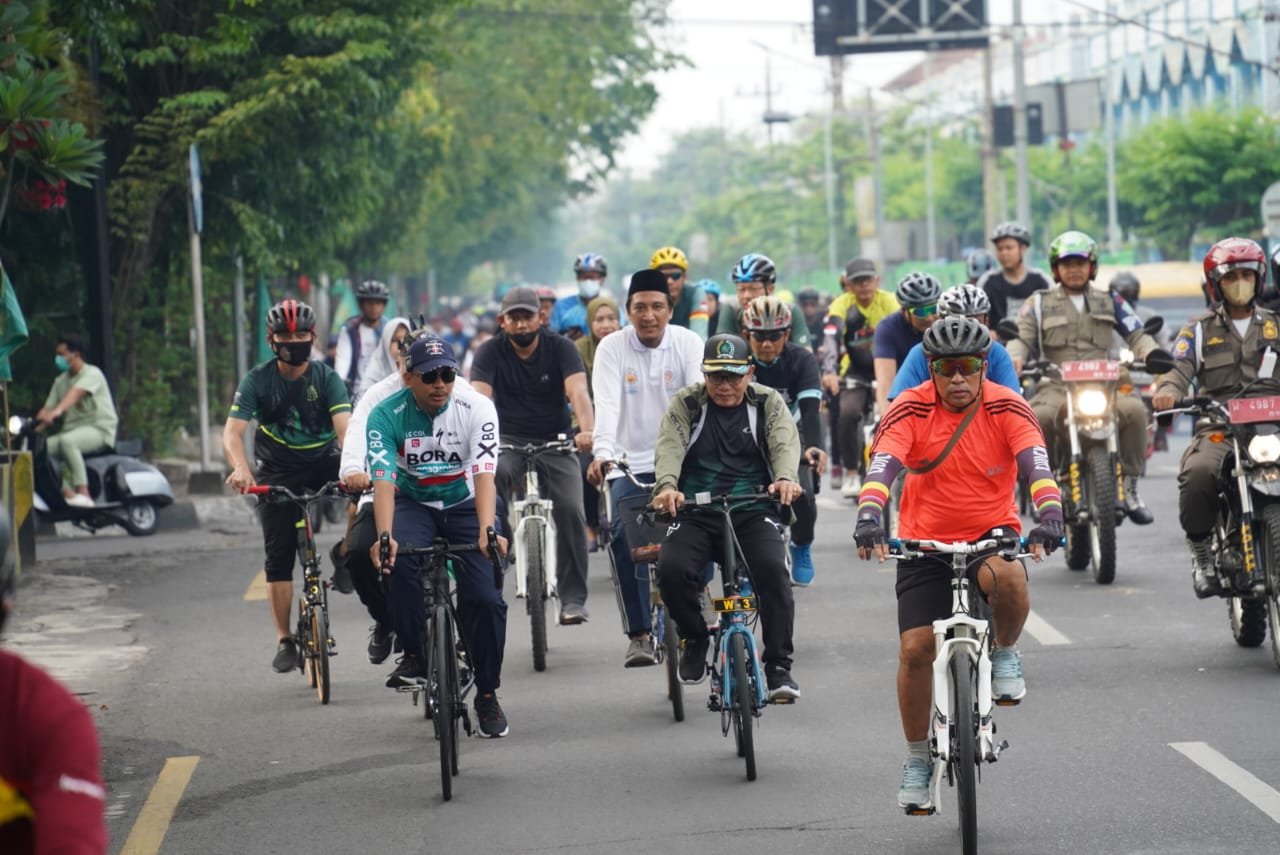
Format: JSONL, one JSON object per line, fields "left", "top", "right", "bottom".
{"left": 365, "top": 384, "right": 499, "bottom": 508}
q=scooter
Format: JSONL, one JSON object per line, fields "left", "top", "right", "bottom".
{"left": 8, "top": 415, "right": 174, "bottom": 536}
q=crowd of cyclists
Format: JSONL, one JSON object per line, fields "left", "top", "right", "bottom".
{"left": 15, "top": 221, "right": 1280, "bottom": 851}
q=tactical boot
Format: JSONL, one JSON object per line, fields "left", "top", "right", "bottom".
{"left": 1123, "top": 477, "right": 1154, "bottom": 525}
{"left": 1188, "top": 538, "right": 1222, "bottom": 599}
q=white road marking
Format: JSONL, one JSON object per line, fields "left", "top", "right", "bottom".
{"left": 1170, "top": 741, "right": 1280, "bottom": 824}
{"left": 1021, "top": 609, "right": 1071, "bottom": 645}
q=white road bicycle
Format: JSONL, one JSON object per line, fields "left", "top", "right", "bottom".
{"left": 886, "top": 533, "right": 1036, "bottom": 855}
{"left": 502, "top": 436, "right": 576, "bottom": 673}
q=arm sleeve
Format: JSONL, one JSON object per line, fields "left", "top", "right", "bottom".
{"left": 1155, "top": 322, "right": 1198, "bottom": 398}
{"left": 1015, "top": 446, "right": 1063, "bottom": 524}
{"left": 855, "top": 451, "right": 904, "bottom": 526}
{"left": 987, "top": 343, "right": 1022, "bottom": 394}
{"left": 819, "top": 315, "right": 842, "bottom": 376}
{"left": 334, "top": 329, "right": 352, "bottom": 380}
{"left": 366, "top": 403, "right": 398, "bottom": 485}
{"left": 590, "top": 339, "right": 622, "bottom": 462}
{"left": 797, "top": 397, "right": 822, "bottom": 450}
{"left": 26, "top": 687, "right": 107, "bottom": 855}
{"left": 1114, "top": 294, "right": 1160, "bottom": 358}
{"left": 889, "top": 345, "right": 928, "bottom": 400}
{"left": 228, "top": 372, "right": 259, "bottom": 420}
{"left": 681, "top": 331, "right": 705, "bottom": 384}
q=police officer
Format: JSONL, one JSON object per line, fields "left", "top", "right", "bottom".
{"left": 1152, "top": 238, "right": 1280, "bottom": 597}
{"left": 1006, "top": 230, "right": 1162, "bottom": 524}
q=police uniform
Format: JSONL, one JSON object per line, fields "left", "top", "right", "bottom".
{"left": 1155, "top": 306, "right": 1280, "bottom": 535}
{"left": 1008, "top": 284, "right": 1158, "bottom": 482}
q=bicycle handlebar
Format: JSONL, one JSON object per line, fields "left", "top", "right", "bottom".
{"left": 499, "top": 437, "right": 576, "bottom": 456}
{"left": 597, "top": 457, "right": 655, "bottom": 489}
{"left": 242, "top": 481, "right": 349, "bottom": 502}
{"left": 885, "top": 536, "right": 1045, "bottom": 561}
{"left": 379, "top": 528, "right": 504, "bottom": 589}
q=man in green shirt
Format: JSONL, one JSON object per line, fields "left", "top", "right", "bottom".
{"left": 35, "top": 333, "right": 118, "bottom": 508}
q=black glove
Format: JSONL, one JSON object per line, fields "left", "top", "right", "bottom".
{"left": 1027, "top": 518, "right": 1065, "bottom": 554}
{"left": 854, "top": 516, "right": 887, "bottom": 550}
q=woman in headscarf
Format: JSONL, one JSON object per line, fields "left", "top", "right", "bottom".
{"left": 352, "top": 315, "right": 411, "bottom": 402}
{"left": 574, "top": 296, "right": 619, "bottom": 550}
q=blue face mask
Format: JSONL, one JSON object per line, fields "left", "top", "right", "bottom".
{"left": 54, "top": 354, "right": 70, "bottom": 372}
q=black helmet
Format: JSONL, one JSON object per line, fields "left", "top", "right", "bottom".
{"left": 731, "top": 253, "right": 777, "bottom": 285}
{"left": 355, "top": 279, "right": 390, "bottom": 302}
{"left": 796, "top": 287, "right": 821, "bottom": 305}
{"left": 895, "top": 272, "right": 942, "bottom": 308}
{"left": 991, "top": 221, "right": 1031, "bottom": 246}
{"left": 1109, "top": 271, "right": 1140, "bottom": 305}
{"left": 266, "top": 298, "right": 317, "bottom": 334}
{"left": 923, "top": 315, "right": 992, "bottom": 357}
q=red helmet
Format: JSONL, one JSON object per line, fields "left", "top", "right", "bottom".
{"left": 1202, "top": 237, "right": 1267, "bottom": 303}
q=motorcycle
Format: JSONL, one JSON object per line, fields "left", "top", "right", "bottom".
{"left": 8, "top": 414, "right": 174, "bottom": 536}
{"left": 1158, "top": 394, "right": 1280, "bottom": 667}
{"left": 1000, "top": 318, "right": 1172, "bottom": 585}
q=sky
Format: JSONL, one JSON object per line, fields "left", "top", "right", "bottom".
{"left": 613, "top": 0, "right": 1100, "bottom": 174}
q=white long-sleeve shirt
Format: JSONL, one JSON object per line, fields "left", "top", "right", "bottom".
{"left": 591, "top": 324, "right": 704, "bottom": 476}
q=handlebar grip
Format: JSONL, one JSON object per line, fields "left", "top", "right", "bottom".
{"left": 485, "top": 526, "right": 503, "bottom": 588}
{"left": 378, "top": 532, "right": 391, "bottom": 571}
{"left": 243, "top": 485, "right": 271, "bottom": 495}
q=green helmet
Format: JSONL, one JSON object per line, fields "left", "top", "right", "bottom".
{"left": 1048, "top": 230, "right": 1098, "bottom": 283}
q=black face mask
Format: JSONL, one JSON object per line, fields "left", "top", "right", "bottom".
{"left": 275, "top": 341, "right": 312, "bottom": 366}
{"left": 509, "top": 330, "right": 538, "bottom": 348}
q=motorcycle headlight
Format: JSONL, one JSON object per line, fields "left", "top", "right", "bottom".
{"left": 1075, "top": 389, "right": 1109, "bottom": 417}
{"left": 1248, "top": 434, "right": 1280, "bottom": 464}
{"left": 6, "top": 415, "right": 22, "bottom": 435}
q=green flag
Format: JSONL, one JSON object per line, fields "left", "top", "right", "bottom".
{"left": 0, "top": 266, "right": 29, "bottom": 383}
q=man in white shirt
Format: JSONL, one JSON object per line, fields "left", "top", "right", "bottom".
{"left": 334, "top": 279, "right": 389, "bottom": 396}
{"left": 588, "top": 268, "right": 704, "bottom": 667}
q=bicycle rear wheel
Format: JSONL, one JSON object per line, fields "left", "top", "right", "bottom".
{"left": 432, "top": 603, "right": 457, "bottom": 801}
{"left": 524, "top": 518, "right": 549, "bottom": 672}
{"left": 663, "top": 613, "right": 684, "bottom": 722}
{"left": 950, "top": 655, "right": 977, "bottom": 855}
{"left": 310, "top": 606, "right": 331, "bottom": 705}
{"left": 730, "top": 632, "right": 756, "bottom": 782}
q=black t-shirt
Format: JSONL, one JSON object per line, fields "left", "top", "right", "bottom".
{"left": 470, "top": 329, "right": 585, "bottom": 438}
{"left": 978, "top": 268, "right": 1053, "bottom": 328}
{"left": 229, "top": 359, "right": 351, "bottom": 469}
{"left": 751, "top": 342, "right": 821, "bottom": 414}
{"left": 678, "top": 399, "right": 770, "bottom": 509}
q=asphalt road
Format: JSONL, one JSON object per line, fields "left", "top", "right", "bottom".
{"left": 9, "top": 431, "right": 1280, "bottom": 855}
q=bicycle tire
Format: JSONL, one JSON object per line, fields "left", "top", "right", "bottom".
{"left": 730, "top": 632, "right": 756, "bottom": 782}
{"left": 1086, "top": 447, "right": 1118, "bottom": 585}
{"left": 951, "top": 655, "right": 977, "bottom": 855}
{"left": 433, "top": 603, "right": 456, "bottom": 801}
{"left": 1259, "top": 505, "right": 1280, "bottom": 669}
{"left": 296, "top": 607, "right": 313, "bottom": 685}
{"left": 663, "top": 612, "right": 684, "bottom": 722}
{"left": 525, "top": 518, "right": 549, "bottom": 672}
{"left": 311, "top": 606, "right": 331, "bottom": 705}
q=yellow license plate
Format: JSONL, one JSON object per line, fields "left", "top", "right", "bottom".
{"left": 713, "top": 596, "right": 756, "bottom": 613}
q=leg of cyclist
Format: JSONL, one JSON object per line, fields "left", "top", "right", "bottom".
{"left": 893, "top": 556, "right": 949, "bottom": 808}
{"left": 608, "top": 476, "right": 656, "bottom": 667}
{"left": 1116, "top": 394, "right": 1154, "bottom": 524}
{"left": 344, "top": 503, "right": 395, "bottom": 663}
{"left": 974, "top": 551, "right": 1030, "bottom": 703}
{"left": 580, "top": 452, "right": 600, "bottom": 552}
{"left": 837, "top": 385, "right": 868, "bottom": 497}
{"left": 538, "top": 450, "right": 590, "bottom": 620}
{"left": 494, "top": 448, "right": 525, "bottom": 558}
{"left": 384, "top": 494, "right": 438, "bottom": 687}
{"left": 442, "top": 500, "right": 511, "bottom": 738}
{"left": 735, "top": 511, "right": 798, "bottom": 699}
{"left": 788, "top": 469, "right": 818, "bottom": 587}
{"left": 827, "top": 391, "right": 843, "bottom": 489}
{"left": 656, "top": 514, "right": 720, "bottom": 684}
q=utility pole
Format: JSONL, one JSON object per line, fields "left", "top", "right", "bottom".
{"left": 1103, "top": 0, "right": 1121, "bottom": 251}
{"left": 923, "top": 52, "right": 937, "bottom": 262}
{"left": 1012, "top": 0, "right": 1031, "bottom": 230}
{"left": 982, "top": 43, "right": 999, "bottom": 242}
{"left": 824, "top": 113, "right": 838, "bottom": 273}
{"left": 866, "top": 88, "right": 887, "bottom": 263}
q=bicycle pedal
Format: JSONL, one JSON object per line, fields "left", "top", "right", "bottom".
{"left": 769, "top": 697, "right": 796, "bottom": 706}
{"left": 903, "top": 805, "right": 936, "bottom": 817}
{"left": 993, "top": 697, "right": 1021, "bottom": 707}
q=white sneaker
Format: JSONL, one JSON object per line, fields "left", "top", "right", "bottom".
{"left": 841, "top": 474, "right": 862, "bottom": 499}
{"left": 65, "top": 493, "right": 95, "bottom": 508}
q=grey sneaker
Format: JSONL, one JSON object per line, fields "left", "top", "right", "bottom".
{"left": 990, "top": 646, "right": 1026, "bottom": 704}
{"left": 898, "top": 756, "right": 934, "bottom": 811}
{"left": 560, "top": 602, "right": 589, "bottom": 625}
{"left": 624, "top": 635, "right": 657, "bottom": 668}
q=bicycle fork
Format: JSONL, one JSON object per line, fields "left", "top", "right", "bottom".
{"left": 927, "top": 619, "right": 1004, "bottom": 813}
{"left": 511, "top": 502, "right": 558, "bottom": 601}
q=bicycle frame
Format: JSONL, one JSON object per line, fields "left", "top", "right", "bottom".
{"left": 503, "top": 440, "right": 573, "bottom": 601}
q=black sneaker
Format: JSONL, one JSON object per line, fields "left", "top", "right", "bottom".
{"left": 367, "top": 623, "right": 394, "bottom": 664}
{"left": 766, "top": 669, "right": 801, "bottom": 701}
{"left": 272, "top": 637, "right": 300, "bottom": 673}
{"left": 329, "top": 541, "right": 354, "bottom": 594}
{"left": 475, "top": 693, "right": 509, "bottom": 738}
{"left": 385, "top": 653, "right": 425, "bottom": 688}
{"left": 679, "top": 635, "right": 710, "bottom": 685}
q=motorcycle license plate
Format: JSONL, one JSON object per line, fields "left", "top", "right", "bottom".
{"left": 1228, "top": 396, "right": 1280, "bottom": 425}
{"left": 1061, "top": 360, "right": 1120, "bottom": 382}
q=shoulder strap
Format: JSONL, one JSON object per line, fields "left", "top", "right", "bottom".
{"left": 906, "top": 393, "right": 982, "bottom": 475}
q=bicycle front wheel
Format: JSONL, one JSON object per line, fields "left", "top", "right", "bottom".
{"left": 663, "top": 613, "right": 684, "bottom": 723}
{"left": 950, "top": 655, "right": 977, "bottom": 855}
{"left": 730, "top": 632, "right": 756, "bottom": 782}
{"left": 524, "top": 518, "right": 549, "bottom": 672}
{"left": 432, "top": 604, "right": 458, "bottom": 801}
{"left": 310, "top": 606, "right": 331, "bottom": 705}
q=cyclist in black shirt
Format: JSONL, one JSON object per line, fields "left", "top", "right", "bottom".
{"left": 976, "top": 221, "right": 1053, "bottom": 329}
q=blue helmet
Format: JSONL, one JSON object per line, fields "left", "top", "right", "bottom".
{"left": 731, "top": 253, "right": 776, "bottom": 285}
{"left": 697, "top": 278, "right": 721, "bottom": 297}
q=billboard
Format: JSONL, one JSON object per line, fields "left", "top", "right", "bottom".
{"left": 813, "top": 1, "right": 989, "bottom": 56}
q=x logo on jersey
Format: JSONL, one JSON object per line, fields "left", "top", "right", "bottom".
{"left": 369, "top": 448, "right": 392, "bottom": 468}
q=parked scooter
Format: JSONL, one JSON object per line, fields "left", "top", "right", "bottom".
{"left": 8, "top": 415, "right": 174, "bottom": 536}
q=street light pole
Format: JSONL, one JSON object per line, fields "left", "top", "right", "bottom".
{"left": 923, "top": 53, "right": 936, "bottom": 262}
{"left": 1013, "top": 0, "right": 1031, "bottom": 229}
{"left": 1104, "top": 0, "right": 1121, "bottom": 251}
{"left": 824, "top": 113, "right": 838, "bottom": 273}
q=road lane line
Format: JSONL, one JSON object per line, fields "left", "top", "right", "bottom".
{"left": 244, "top": 569, "right": 267, "bottom": 601}
{"left": 120, "top": 755, "right": 201, "bottom": 855}
{"left": 1022, "top": 609, "right": 1071, "bottom": 646}
{"left": 1170, "top": 742, "right": 1280, "bottom": 824}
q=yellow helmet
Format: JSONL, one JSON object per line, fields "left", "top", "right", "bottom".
{"left": 650, "top": 246, "right": 688, "bottom": 271}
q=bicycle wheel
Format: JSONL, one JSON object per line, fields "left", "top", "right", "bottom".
{"left": 950, "top": 655, "right": 978, "bottom": 855}
{"left": 663, "top": 613, "right": 684, "bottom": 722}
{"left": 432, "top": 604, "right": 457, "bottom": 801}
{"left": 296, "top": 607, "right": 313, "bottom": 685}
{"left": 524, "top": 517, "right": 549, "bottom": 672}
{"left": 730, "top": 632, "right": 757, "bottom": 782}
{"left": 311, "top": 606, "right": 331, "bottom": 705}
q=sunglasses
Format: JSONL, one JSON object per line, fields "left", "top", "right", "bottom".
{"left": 417, "top": 367, "right": 457, "bottom": 384}
{"left": 929, "top": 356, "right": 985, "bottom": 377}
{"left": 664, "top": 271, "right": 685, "bottom": 281}
{"left": 705, "top": 371, "right": 746, "bottom": 385}
{"left": 749, "top": 330, "right": 786, "bottom": 342}
{"left": 909, "top": 303, "right": 939, "bottom": 319}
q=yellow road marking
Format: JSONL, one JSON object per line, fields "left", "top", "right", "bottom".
{"left": 120, "top": 755, "right": 200, "bottom": 855}
{"left": 244, "top": 569, "right": 268, "bottom": 601}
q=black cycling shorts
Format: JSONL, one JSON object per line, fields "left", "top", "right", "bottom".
{"left": 257, "top": 458, "right": 338, "bottom": 582}
{"left": 894, "top": 533, "right": 1026, "bottom": 634}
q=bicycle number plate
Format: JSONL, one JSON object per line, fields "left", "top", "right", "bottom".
{"left": 1228, "top": 396, "right": 1280, "bottom": 424}
{"left": 713, "top": 596, "right": 756, "bottom": 613}
{"left": 1061, "top": 360, "right": 1119, "bottom": 382}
